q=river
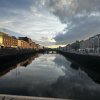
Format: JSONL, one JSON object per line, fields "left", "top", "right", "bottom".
{"left": 0, "top": 53, "right": 100, "bottom": 100}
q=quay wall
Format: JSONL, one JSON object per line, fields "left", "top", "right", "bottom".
{"left": 0, "top": 48, "right": 39, "bottom": 64}
{"left": 58, "top": 50, "right": 100, "bottom": 71}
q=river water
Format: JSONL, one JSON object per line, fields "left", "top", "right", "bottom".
{"left": 0, "top": 53, "right": 100, "bottom": 100}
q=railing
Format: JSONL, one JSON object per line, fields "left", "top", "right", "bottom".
{"left": 0, "top": 94, "right": 67, "bottom": 100}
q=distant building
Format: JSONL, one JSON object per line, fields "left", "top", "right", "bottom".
{"left": 30, "top": 42, "right": 36, "bottom": 48}
{"left": 80, "top": 40, "right": 85, "bottom": 49}
{"left": 59, "top": 46, "right": 64, "bottom": 51}
{"left": 0, "top": 32, "right": 18, "bottom": 48}
{"left": 0, "top": 32, "right": 11, "bottom": 48}
{"left": 66, "top": 44, "right": 71, "bottom": 51}
{"left": 19, "top": 37, "right": 32, "bottom": 43}
{"left": 18, "top": 40, "right": 30, "bottom": 49}
{"left": 10, "top": 36, "right": 18, "bottom": 48}
{"left": 80, "top": 34, "right": 100, "bottom": 50}
{"left": 35, "top": 44, "right": 40, "bottom": 50}
{"left": 18, "top": 37, "right": 37, "bottom": 49}
{"left": 0, "top": 32, "right": 42, "bottom": 49}
{"left": 93, "top": 34, "right": 100, "bottom": 49}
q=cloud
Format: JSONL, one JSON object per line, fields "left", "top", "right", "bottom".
{"left": 43, "top": 0, "right": 100, "bottom": 44}
{"left": 0, "top": 0, "right": 65, "bottom": 46}
{"left": 45, "top": 0, "right": 100, "bottom": 23}
{"left": 1, "top": 0, "right": 100, "bottom": 45}
{"left": 54, "top": 14, "right": 100, "bottom": 44}
{"left": 45, "top": 0, "right": 78, "bottom": 23}
{"left": 0, "top": 0, "right": 35, "bottom": 10}
{"left": 0, "top": 28, "right": 24, "bottom": 37}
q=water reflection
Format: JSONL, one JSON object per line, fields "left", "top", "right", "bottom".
{"left": 0, "top": 54, "right": 100, "bottom": 100}
{"left": 70, "top": 62, "right": 100, "bottom": 85}
{"left": 49, "top": 55, "right": 100, "bottom": 100}
{"left": 0, "top": 54, "right": 39, "bottom": 77}
{"left": 20, "top": 54, "right": 39, "bottom": 67}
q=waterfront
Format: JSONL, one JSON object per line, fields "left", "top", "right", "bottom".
{"left": 0, "top": 53, "right": 100, "bottom": 100}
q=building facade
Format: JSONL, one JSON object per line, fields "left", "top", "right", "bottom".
{"left": 10, "top": 36, "right": 18, "bottom": 48}
{"left": 80, "top": 34, "right": 100, "bottom": 50}
{"left": 66, "top": 44, "right": 71, "bottom": 51}
{"left": 0, "top": 32, "right": 18, "bottom": 48}
{"left": 18, "top": 40, "right": 30, "bottom": 49}
{"left": 19, "top": 37, "right": 33, "bottom": 48}
{"left": 0, "top": 32, "right": 41, "bottom": 49}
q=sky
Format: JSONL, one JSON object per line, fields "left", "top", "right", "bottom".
{"left": 0, "top": 0, "right": 100, "bottom": 47}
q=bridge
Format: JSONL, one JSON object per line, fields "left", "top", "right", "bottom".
{"left": 45, "top": 50, "right": 57, "bottom": 54}
{"left": 39, "top": 49, "right": 58, "bottom": 54}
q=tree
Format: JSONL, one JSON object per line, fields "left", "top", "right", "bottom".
{"left": 71, "top": 40, "right": 80, "bottom": 50}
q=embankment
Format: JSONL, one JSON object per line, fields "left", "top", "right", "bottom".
{"left": 58, "top": 51, "right": 100, "bottom": 71}
{"left": 0, "top": 48, "right": 39, "bottom": 64}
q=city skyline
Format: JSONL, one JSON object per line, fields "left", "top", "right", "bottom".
{"left": 0, "top": 0, "right": 100, "bottom": 48}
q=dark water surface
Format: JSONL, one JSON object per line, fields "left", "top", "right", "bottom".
{"left": 0, "top": 53, "right": 100, "bottom": 100}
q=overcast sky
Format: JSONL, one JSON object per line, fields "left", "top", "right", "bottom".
{"left": 0, "top": 0, "right": 100, "bottom": 46}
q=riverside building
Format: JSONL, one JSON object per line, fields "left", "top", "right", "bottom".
{"left": 0, "top": 32, "right": 41, "bottom": 50}
{"left": 0, "top": 32, "right": 18, "bottom": 48}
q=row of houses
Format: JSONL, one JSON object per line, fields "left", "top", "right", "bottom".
{"left": 80, "top": 34, "right": 100, "bottom": 49}
{"left": 59, "top": 34, "right": 100, "bottom": 53}
{"left": 0, "top": 32, "right": 42, "bottom": 50}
